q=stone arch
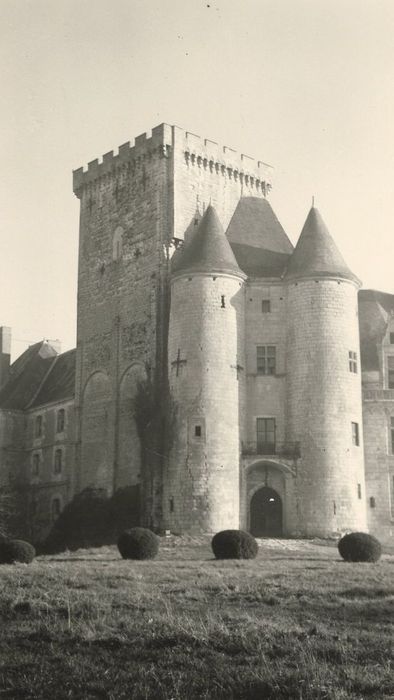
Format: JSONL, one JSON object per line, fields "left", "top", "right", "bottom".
{"left": 245, "top": 460, "right": 287, "bottom": 534}
{"left": 116, "top": 362, "right": 147, "bottom": 489}
{"left": 80, "top": 371, "right": 112, "bottom": 493}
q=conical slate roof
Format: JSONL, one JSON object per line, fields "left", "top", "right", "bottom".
{"left": 171, "top": 205, "right": 245, "bottom": 278}
{"left": 285, "top": 207, "right": 359, "bottom": 284}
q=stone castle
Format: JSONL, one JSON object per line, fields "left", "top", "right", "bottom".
{"left": 0, "top": 123, "right": 393, "bottom": 543}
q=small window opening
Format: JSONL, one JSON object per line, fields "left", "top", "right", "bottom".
{"left": 169, "top": 497, "right": 174, "bottom": 513}
{"left": 54, "top": 449, "right": 63, "bottom": 474}
{"left": 195, "top": 425, "right": 202, "bottom": 437}
{"left": 390, "top": 332, "right": 394, "bottom": 344}
{"left": 35, "top": 415, "right": 42, "bottom": 438}
{"left": 56, "top": 409, "right": 65, "bottom": 433}
{"left": 221, "top": 295, "right": 225, "bottom": 308}
{"left": 32, "top": 454, "right": 40, "bottom": 476}
{"left": 349, "top": 351, "right": 358, "bottom": 373}
{"left": 357, "top": 483, "right": 362, "bottom": 499}
{"left": 369, "top": 496, "right": 376, "bottom": 508}
{"left": 194, "top": 218, "right": 199, "bottom": 226}
{"left": 112, "top": 226, "right": 124, "bottom": 261}
{"left": 333, "top": 501, "right": 336, "bottom": 515}
{"left": 352, "top": 422, "right": 360, "bottom": 446}
{"left": 262, "top": 300, "right": 271, "bottom": 313}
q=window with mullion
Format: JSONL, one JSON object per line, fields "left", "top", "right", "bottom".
{"left": 256, "top": 346, "right": 276, "bottom": 375}
{"left": 256, "top": 417, "right": 276, "bottom": 454}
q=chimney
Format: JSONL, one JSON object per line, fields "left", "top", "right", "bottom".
{"left": 0, "top": 327, "right": 11, "bottom": 388}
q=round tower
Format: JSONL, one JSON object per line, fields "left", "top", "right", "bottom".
{"left": 165, "top": 205, "right": 246, "bottom": 533}
{"left": 285, "top": 207, "right": 367, "bottom": 537}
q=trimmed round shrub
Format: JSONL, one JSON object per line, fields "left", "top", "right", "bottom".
{"left": 211, "top": 530, "right": 258, "bottom": 560}
{"left": 0, "top": 539, "right": 35, "bottom": 564}
{"left": 338, "top": 532, "right": 382, "bottom": 563}
{"left": 117, "top": 527, "right": 159, "bottom": 560}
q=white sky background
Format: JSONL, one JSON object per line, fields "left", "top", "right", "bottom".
{"left": 1, "top": 0, "right": 394, "bottom": 360}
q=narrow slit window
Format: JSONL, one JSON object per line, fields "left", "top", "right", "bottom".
{"left": 388, "top": 356, "right": 394, "bottom": 388}
{"left": 35, "top": 415, "right": 42, "bottom": 438}
{"left": 57, "top": 409, "right": 65, "bottom": 433}
{"left": 352, "top": 422, "right": 360, "bottom": 446}
{"left": 390, "top": 332, "right": 394, "bottom": 344}
{"left": 348, "top": 351, "right": 358, "bottom": 373}
{"left": 369, "top": 497, "right": 376, "bottom": 508}
{"left": 357, "top": 483, "right": 362, "bottom": 499}
{"left": 221, "top": 295, "right": 225, "bottom": 308}
{"left": 169, "top": 497, "right": 174, "bottom": 513}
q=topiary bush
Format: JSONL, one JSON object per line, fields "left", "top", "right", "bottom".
{"left": 0, "top": 539, "right": 35, "bottom": 564}
{"left": 211, "top": 530, "right": 258, "bottom": 560}
{"left": 338, "top": 532, "right": 382, "bottom": 563}
{"left": 117, "top": 527, "right": 159, "bottom": 560}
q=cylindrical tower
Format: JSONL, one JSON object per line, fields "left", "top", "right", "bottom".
{"left": 285, "top": 207, "right": 367, "bottom": 537}
{"left": 165, "top": 205, "right": 246, "bottom": 533}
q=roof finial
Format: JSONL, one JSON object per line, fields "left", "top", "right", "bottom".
{"left": 312, "top": 195, "right": 315, "bottom": 208}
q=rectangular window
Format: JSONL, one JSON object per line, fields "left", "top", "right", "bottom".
{"left": 390, "top": 332, "right": 394, "bottom": 344}
{"left": 256, "top": 346, "right": 276, "bottom": 375}
{"left": 348, "top": 351, "right": 358, "bottom": 373}
{"left": 262, "top": 300, "right": 271, "bottom": 313}
{"left": 357, "top": 483, "right": 362, "bottom": 499}
{"left": 352, "top": 422, "right": 360, "bottom": 446}
{"left": 369, "top": 496, "right": 376, "bottom": 508}
{"left": 35, "top": 415, "right": 42, "bottom": 438}
{"left": 387, "top": 357, "right": 394, "bottom": 388}
{"left": 54, "top": 449, "right": 62, "bottom": 474}
{"left": 56, "top": 409, "right": 65, "bottom": 433}
{"left": 194, "top": 425, "right": 202, "bottom": 438}
{"left": 256, "top": 417, "right": 276, "bottom": 454}
{"left": 32, "top": 454, "right": 40, "bottom": 476}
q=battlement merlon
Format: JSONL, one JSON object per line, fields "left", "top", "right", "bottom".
{"left": 72, "top": 123, "right": 274, "bottom": 197}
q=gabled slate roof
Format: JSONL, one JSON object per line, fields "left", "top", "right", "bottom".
{"left": 226, "top": 197, "right": 293, "bottom": 278}
{"left": 171, "top": 205, "right": 244, "bottom": 278}
{"left": 285, "top": 207, "right": 359, "bottom": 284}
{"left": 359, "top": 289, "right": 394, "bottom": 372}
{"left": 0, "top": 343, "right": 76, "bottom": 410}
{"left": 30, "top": 349, "right": 76, "bottom": 407}
{"left": 0, "top": 342, "right": 58, "bottom": 409}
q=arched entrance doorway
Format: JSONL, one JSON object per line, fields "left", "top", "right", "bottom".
{"left": 250, "top": 486, "right": 282, "bottom": 537}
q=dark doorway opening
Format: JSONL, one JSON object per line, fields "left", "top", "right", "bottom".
{"left": 250, "top": 486, "right": 283, "bottom": 537}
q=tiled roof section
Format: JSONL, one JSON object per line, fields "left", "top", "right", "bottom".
{"left": 285, "top": 207, "right": 360, "bottom": 284}
{"left": 30, "top": 349, "right": 76, "bottom": 407}
{"left": 171, "top": 205, "right": 244, "bottom": 278}
{"left": 226, "top": 197, "right": 293, "bottom": 278}
{"left": 0, "top": 342, "right": 58, "bottom": 409}
{"left": 359, "top": 289, "right": 394, "bottom": 371}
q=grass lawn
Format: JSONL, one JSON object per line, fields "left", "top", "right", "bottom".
{"left": 0, "top": 536, "right": 393, "bottom": 699}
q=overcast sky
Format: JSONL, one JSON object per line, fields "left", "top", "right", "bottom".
{"left": 1, "top": 0, "right": 394, "bottom": 360}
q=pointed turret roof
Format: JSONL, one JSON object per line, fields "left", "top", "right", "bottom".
{"left": 284, "top": 207, "right": 359, "bottom": 284}
{"left": 171, "top": 205, "right": 245, "bottom": 278}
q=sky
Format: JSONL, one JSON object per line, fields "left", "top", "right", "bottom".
{"left": 1, "top": 0, "right": 394, "bottom": 361}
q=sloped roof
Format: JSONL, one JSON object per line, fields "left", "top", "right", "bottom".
{"left": 0, "top": 342, "right": 58, "bottom": 409}
{"left": 30, "top": 349, "right": 76, "bottom": 407}
{"left": 226, "top": 197, "right": 293, "bottom": 278}
{"left": 285, "top": 207, "right": 359, "bottom": 284}
{"left": 359, "top": 289, "right": 394, "bottom": 371}
{"left": 171, "top": 205, "right": 244, "bottom": 278}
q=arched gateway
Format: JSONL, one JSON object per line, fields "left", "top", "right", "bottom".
{"left": 250, "top": 486, "right": 283, "bottom": 537}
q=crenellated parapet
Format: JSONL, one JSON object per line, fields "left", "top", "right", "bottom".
{"left": 73, "top": 123, "right": 274, "bottom": 198}
{"left": 72, "top": 123, "right": 173, "bottom": 198}
{"left": 179, "top": 130, "right": 273, "bottom": 195}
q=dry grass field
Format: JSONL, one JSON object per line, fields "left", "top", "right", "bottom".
{"left": 0, "top": 536, "right": 393, "bottom": 699}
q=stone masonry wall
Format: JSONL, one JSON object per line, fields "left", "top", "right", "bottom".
{"left": 73, "top": 125, "right": 173, "bottom": 503}
{"left": 286, "top": 279, "right": 367, "bottom": 537}
{"left": 166, "top": 272, "right": 245, "bottom": 533}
